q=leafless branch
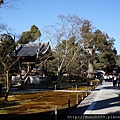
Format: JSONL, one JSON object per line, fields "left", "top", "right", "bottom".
{"left": 0, "top": 0, "right": 23, "bottom": 9}
{"left": 9, "top": 57, "right": 20, "bottom": 68}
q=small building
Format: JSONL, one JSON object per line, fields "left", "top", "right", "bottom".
{"left": 10, "top": 42, "right": 54, "bottom": 87}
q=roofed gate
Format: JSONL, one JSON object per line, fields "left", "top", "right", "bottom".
{"left": 11, "top": 42, "right": 53, "bottom": 89}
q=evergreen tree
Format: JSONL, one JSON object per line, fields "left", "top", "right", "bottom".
{"left": 0, "top": 33, "right": 18, "bottom": 101}
{"left": 94, "top": 30, "right": 117, "bottom": 70}
{"left": 18, "top": 25, "right": 41, "bottom": 44}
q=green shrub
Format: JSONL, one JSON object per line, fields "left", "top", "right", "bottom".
{"left": 92, "top": 79, "right": 100, "bottom": 86}
{"left": 87, "top": 79, "right": 100, "bottom": 87}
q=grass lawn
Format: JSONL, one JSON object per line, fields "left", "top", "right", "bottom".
{"left": 0, "top": 86, "right": 89, "bottom": 115}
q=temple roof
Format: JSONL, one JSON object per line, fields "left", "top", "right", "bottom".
{"left": 12, "top": 42, "right": 50, "bottom": 57}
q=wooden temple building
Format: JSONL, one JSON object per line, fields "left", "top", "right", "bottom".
{"left": 10, "top": 42, "right": 54, "bottom": 87}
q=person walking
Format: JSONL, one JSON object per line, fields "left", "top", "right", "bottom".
{"left": 99, "top": 74, "right": 103, "bottom": 85}
{"left": 113, "top": 75, "right": 117, "bottom": 87}
{"left": 117, "top": 75, "right": 120, "bottom": 87}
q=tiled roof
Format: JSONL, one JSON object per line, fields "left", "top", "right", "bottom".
{"left": 14, "top": 43, "right": 50, "bottom": 57}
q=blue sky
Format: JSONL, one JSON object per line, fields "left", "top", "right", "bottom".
{"left": 0, "top": 0, "right": 120, "bottom": 54}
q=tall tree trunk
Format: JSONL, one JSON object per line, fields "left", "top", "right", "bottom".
{"left": 57, "top": 69, "right": 62, "bottom": 84}
{"left": 87, "top": 48, "right": 94, "bottom": 79}
{"left": 18, "top": 62, "right": 24, "bottom": 90}
{"left": 87, "top": 59, "right": 94, "bottom": 78}
{"left": 5, "top": 70, "right": 10, "bottom": 101}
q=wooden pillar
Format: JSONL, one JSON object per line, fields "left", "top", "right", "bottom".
{"left": 27, "top": 62, "right": 30, "bottom": 72}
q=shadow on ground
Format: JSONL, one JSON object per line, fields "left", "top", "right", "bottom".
{"left": 88, "top": 85, "right": 120, "bottom": 114}
{"left": 0, "top": 107, "right": 72, "bottom": 120}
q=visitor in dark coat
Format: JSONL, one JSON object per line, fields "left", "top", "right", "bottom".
{"left": 113, "top": 75, "right": 117, "bottom": 87}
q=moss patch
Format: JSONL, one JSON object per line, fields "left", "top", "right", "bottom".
{"left": 0, "top": 91, "right": 87, "bottom": 114}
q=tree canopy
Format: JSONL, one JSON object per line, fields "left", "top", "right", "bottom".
{"left": 0, "top": 33, "right": 16, "bottom": 74}
{"left": 45, "top": 14, "right": 117, "bottom": 82}
{"left": 0, "top": 0, "right": 3, "bottom": 5}
{"left": 18, "top": 25, "right": 41, "bottom": 44}
{"left": 93, "top": 30, "right": 117, "bottom": 70}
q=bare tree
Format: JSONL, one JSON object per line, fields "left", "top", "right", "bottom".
{"left": 0, "top": 31, "right": 19, "bottom": 101}
{"left": 0, "top": 0, "right": 22, "bottom": 9}
{"left": 44, "top": 14, "right": 85, "bottom": 83}
{"left": 1, "top": 57, "right": 20, "bottom": 101}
